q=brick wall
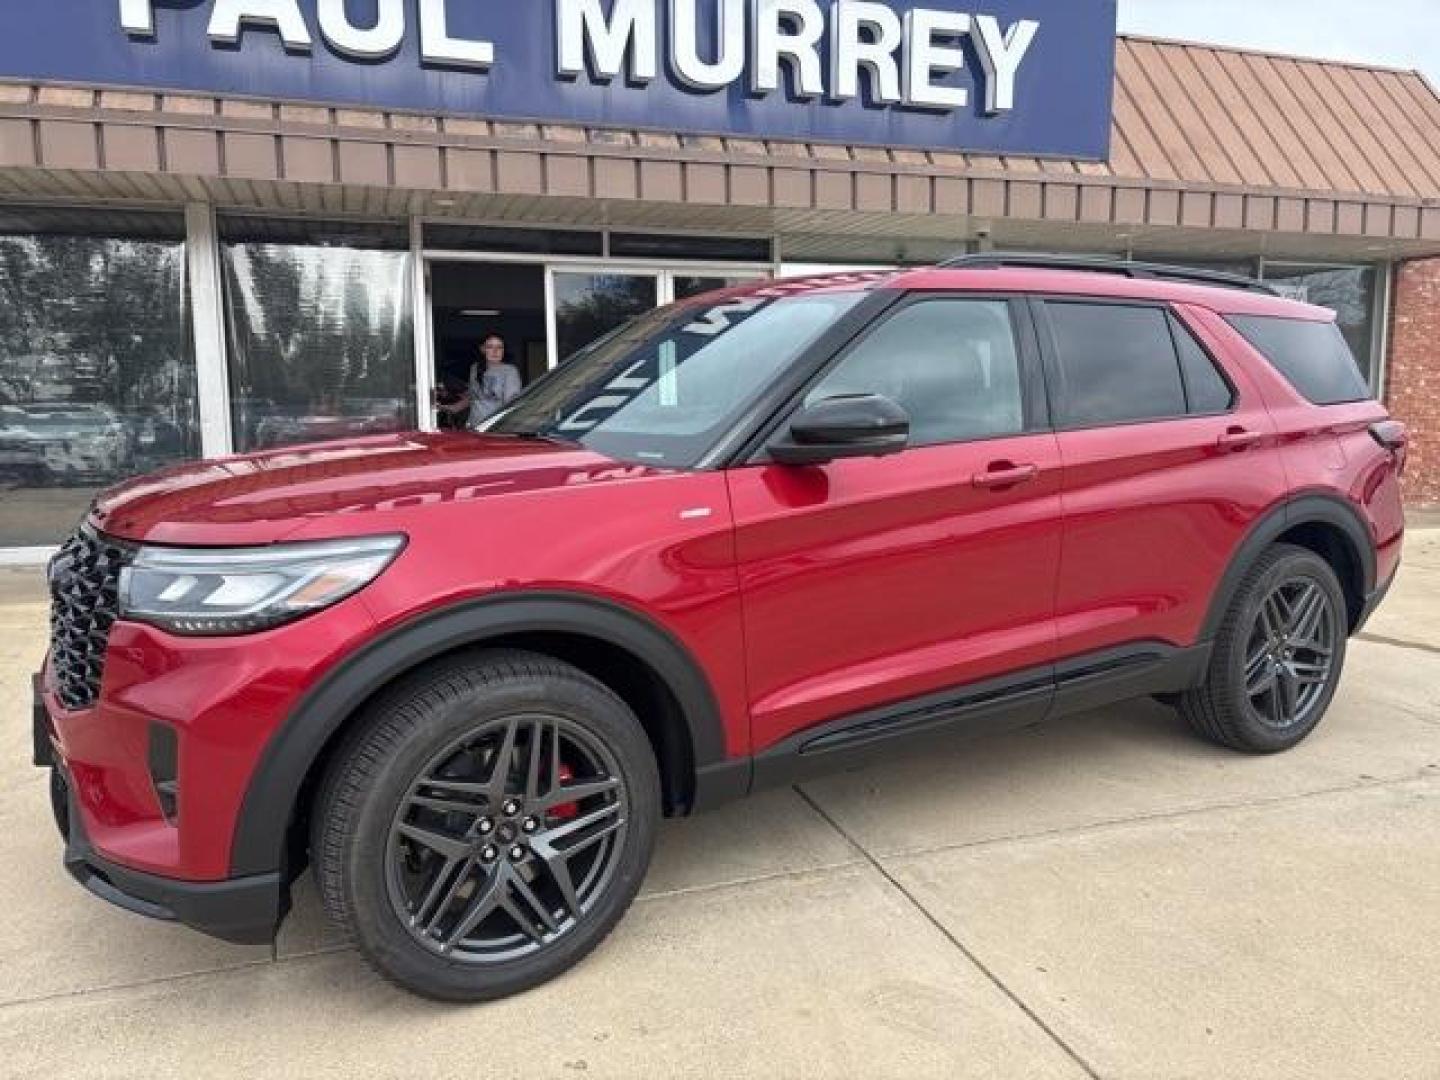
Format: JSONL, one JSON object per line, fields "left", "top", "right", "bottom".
{"left": 1387, "top": 258, "right": 1440, "bottom": 507}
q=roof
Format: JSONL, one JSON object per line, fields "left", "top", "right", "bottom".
{"left": 1096, "top": 36, "right": 1440, "bottom": 199}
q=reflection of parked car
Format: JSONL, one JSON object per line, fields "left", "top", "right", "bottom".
{"left": 0, "top": 407, "right": 48, "bottom": 483}
{"left": 253, "top": 399, "right": 407, "bottom": 449}
{"left": 0, "top": 402, "right": 132, "bottom": 484}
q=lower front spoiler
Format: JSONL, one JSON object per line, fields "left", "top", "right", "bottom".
{"left": 51, "top": 769, "right": 286, "bottom": 946}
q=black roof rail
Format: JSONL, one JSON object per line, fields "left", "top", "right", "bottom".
{"left": 938, "top": 252, "right": 1280, "bottom": 296}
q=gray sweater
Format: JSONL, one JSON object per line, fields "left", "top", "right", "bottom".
{"left": 468, "top": 362, "right": 523, "bottom": 427}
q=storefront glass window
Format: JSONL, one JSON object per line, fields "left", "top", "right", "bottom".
{"left": 223, "top": 243, "right": 416, "bottom": 452}
{"left": 673, "top": 275, "right": 762, "bottom": 301}
{"left": 1259, "top": 265, "right": 1378, "bottom": 386}
{"left": 552, "top": 273, "right": 659, "bottom": 365}
{"left": 0, "top": 228, "right": 197, "bottom": 547}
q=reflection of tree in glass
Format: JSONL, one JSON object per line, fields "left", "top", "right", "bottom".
{"left": 0, "top": 233, "right": 199, "bottom": 479}
{"left": 223, "top": 244, "right": 416, "bottom": 451}
{"left": 554, "top": 275, "right": 656, "bottom": 364}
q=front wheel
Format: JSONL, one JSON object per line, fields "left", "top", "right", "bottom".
{"left": 1181, "top": 544, "right": 1348, "bottom": 753}
{"left": 313, "top": 650, "right": 660, "bottom": 1001}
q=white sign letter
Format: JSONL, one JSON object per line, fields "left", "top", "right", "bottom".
{"left": 972, "top": 16, "right": 1039, "bottom": 114}
{"left": 749, "top": 0, "right": 824, "bottom": 98}
{"left": 670, "top": 0, "right": 745, "bottom": 91}
{"left": 207, "top": 0, "right": 313, "bottom": 52}
{"left": 903, "top": 8, "right": 969, "bottom": 109}
{"left": 419, "top": 0, "right": 495, "bottom": 69}
{"left": 556, "top": 0, "right": 657, "bottom": 84}
{"left": 120, "top": 0, "right": 155, "bottom": 37}
{"left": 318, "top": 0, "right": 405, "bottom": 61}
{"left": 829, "top": 0, "right": 903, "bottom": 104}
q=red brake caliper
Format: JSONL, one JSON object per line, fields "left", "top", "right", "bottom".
{"left": 550, "top": 762, "right": 579, "bottom": 821}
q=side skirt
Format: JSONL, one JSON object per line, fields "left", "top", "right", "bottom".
{"left": 742, "top": 642, "right": 1213, "bottom": 797}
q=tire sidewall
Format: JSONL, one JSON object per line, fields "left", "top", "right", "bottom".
{"left": 334, "top": 660, "right": 660, "bottom": 1002}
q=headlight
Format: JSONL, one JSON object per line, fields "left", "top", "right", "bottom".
{"left": 119, "top": 535, "right": 405, "bottom": 636}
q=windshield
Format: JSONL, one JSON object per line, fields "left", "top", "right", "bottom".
{"left": 486, "top": 290, "right": 866, "bottom": 467}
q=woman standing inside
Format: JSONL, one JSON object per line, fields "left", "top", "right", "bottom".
{"left": 466, "top": 334, "right": 523, "bottom": 428}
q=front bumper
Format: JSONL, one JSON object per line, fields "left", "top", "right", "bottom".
{"left": 38, "top": 673, "right": 286, "bottom": 950}
{"left": 43, "top": 711, "right": 285, "bottom": 946}
{"left": 54, "top": 771, "right": 285, "bottom": 945}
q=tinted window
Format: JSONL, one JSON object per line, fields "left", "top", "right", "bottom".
{"left": 1047, "top": 303, "right": 1186, "bottom": 427}
{"left": 805, "top": 300, "right": 1024, "bottom": 447}
{"left": 1260, "top": 265, "right": 1377, "bottom": 384}
{"left": 1226, "top": 315, "right": 1370, "bottom": 405}
{"left": 1170, "top": 315, "right": 1234, "bottom": 414}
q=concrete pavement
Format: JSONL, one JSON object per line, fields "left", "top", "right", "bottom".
{"left": 2, "top": 530, "right": 1438, "bottom": 1079}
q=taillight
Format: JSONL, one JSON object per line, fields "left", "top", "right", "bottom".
{"left": 1370, "top": 420, "right": 1409, "bottom": 474}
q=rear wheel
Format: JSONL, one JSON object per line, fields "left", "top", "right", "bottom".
{"left": 313, "top": 650, "right": 660, "bottom": 1001}
{"left": 1181, "top": 544, "right": 1348, "bottom": 753}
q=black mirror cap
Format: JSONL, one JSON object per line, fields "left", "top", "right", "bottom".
{"left": 770, "top": 394, "right": 910, "bottom": 466}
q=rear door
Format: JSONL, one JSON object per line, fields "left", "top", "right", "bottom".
{"left": 727, "top": 295, "right": 1063, "bottom": 754}
{"left": 1035, "top": 297, "right": 1289, "bottom": 663}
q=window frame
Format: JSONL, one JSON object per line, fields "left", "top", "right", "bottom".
{"left": 741, "top": 291, "right": 1050, "bottom": 464}
{"left": 1031, "top": 296, "right": 1237, "bottom": 433}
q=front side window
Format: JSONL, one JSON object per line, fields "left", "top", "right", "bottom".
{"left": 1047, "top": 303, "right": 1187, "bottom": 427}
{"left": 488, "top": 290, "right": 865, "bottom": 467}
{"left": 804, "top": 299, "right": 1025, "bottom": 447}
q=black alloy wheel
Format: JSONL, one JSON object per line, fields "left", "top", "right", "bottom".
{"left": 1241, "top": 576, "right": 1339, "bottom": 731}
{"left": 385, "top": 713, "right": 628, "bottom": 962}
{"left": 314, "top": 650, "right": 660, "bottom": 1001}
{"left": 1180, "top": 543, "right": 1349, "bottom": 753}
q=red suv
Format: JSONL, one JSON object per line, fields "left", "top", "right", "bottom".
{"left": 35, "top": 256, "right": 1406, "bottom": 1000}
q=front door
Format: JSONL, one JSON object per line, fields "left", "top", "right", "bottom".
{"left": 726, "top": 296, "right": 1064, "bottom": 752}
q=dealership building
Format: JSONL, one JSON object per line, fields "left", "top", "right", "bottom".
{"left": 1, "top": 0, "right": 1439, "bottom": 556}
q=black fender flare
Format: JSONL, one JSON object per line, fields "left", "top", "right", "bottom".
{"left": 1199, "top": 493, "right": 1376, "bottom": 642}
{"left": 229, "top": 592, "right": 731, "bottom": 878}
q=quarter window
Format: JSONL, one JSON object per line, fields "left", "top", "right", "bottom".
{"left": 1226, "top": 315, "right": 1369, "bottom": 406}
{"left": 804, "top": 300, "right": 1025, "bottom": 447}
{"left": 1170, "top": 315, "right": 1234, "bottom": 414}
{"left": 1046, "top": 303, "right": 1187, "bottom": 427}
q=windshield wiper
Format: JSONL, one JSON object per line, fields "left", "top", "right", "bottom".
{"left": 495, "top": 428, "right": 580, "bottom": 448}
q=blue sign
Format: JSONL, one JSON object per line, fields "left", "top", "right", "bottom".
{"left": 1, "top": 1, "right": 1116, "bottom": 159}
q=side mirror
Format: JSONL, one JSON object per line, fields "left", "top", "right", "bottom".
{"left": 769, "top": 394, "right": 910, "bottom": 466}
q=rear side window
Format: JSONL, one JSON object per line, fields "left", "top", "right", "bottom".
{"left": 1046, "top": 303, "right": 1186, "bottom": 427}
{"left": 1226, "top": 315, "right": 1370, "bottom": 405}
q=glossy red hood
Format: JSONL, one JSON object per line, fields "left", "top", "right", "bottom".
{"left": 91, "top": 432, "right": 635, "bottom": 546}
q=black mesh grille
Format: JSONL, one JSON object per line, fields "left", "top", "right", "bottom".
{"left": 48, "top": 526, "right": 134, "bottom": 711}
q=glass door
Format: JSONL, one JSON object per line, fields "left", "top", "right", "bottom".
{"left": 544, "top": 266, "right": 772, "bottom": 370}
{"left": 547, "top": 270, "right": 660, "bottom": 370}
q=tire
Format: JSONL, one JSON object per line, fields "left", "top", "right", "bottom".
{"left": 312, "top": 649, "right": 661, "bottom": 1002}
{"left": 1181, "top": 544, "right": 1349, "bottom": 753}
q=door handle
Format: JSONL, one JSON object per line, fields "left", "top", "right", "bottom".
{"left": 972, "top": 462, "right": 1039, "bottom": 489}
{"left": 1216, "top": 427, "right": 1264, "bottom": 453}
